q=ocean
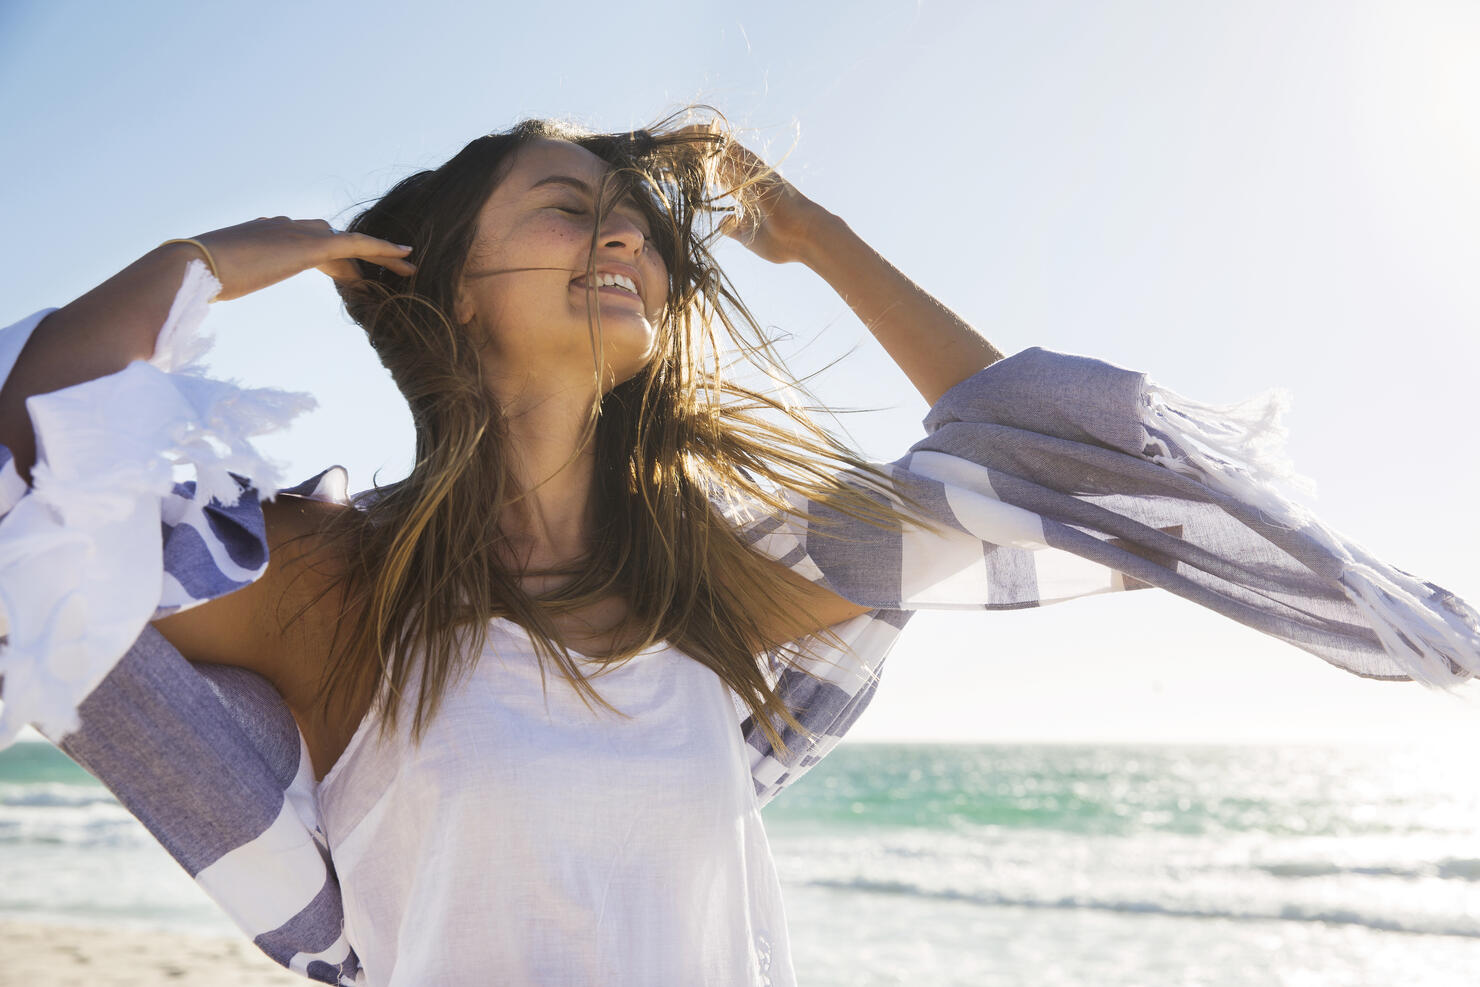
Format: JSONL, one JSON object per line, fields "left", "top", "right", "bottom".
{"left": 4, "top": 739, "right": 1479, "bottom": 986}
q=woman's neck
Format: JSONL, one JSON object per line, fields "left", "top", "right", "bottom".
{"left": 485, "top": 369, "right": 604, "bottom": 576}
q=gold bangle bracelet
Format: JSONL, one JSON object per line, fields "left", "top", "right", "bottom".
{"left": 159, "top": 237, "right": 221, "bottom": 282}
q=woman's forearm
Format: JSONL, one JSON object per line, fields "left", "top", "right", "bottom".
{"left": 0, "top": 242, "right": 203, "bottom": 485}
{"left": 0, "top": 218, "right": 413, "bottom": 489}
{"left": 797, "top": 211, "right": 1005, "bottom": 406}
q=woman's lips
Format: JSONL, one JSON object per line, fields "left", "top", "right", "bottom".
{"left": 570, "top": 279, "right": 644, "bottom": 305}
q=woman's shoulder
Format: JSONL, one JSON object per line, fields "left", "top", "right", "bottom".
{"left": 151, "top": 467, "right": 363, "bottom": 697}
{"left": 262, "top": 491, "right": 354, "bottom": 560}
{"left": 261, "top": 471, "right": 369, "bottom": 637}
{"left": 263, "top": 464, "right": 363, "bottom": 574}
{"left": 263, "top": 463, "right": 388, "bottom": 572}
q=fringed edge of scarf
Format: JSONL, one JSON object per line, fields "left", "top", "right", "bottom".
{"left": 145, "top": 258, "right": 317, "bottom": 505}
{"left": 0, "top": 260, "right": 316, "bottom": 747}
{"left": 1140, "top": 380, "right": 1480, "bottom": 689}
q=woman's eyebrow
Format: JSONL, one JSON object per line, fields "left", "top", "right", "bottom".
{"left": 528, "top": 174, "right": 597, "bottom": 194}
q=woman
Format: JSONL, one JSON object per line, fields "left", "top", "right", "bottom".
{"left": 0, "top": 111, "right": 1004, "bottom": 983}
{"left": 1, "top": 111, "right": 1474, "bottom": 985}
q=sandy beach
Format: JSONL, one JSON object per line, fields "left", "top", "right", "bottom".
{"left": 0, "top": 918, "right": 311, "bottom": 986}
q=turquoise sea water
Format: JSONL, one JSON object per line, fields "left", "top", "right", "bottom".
{"left": 5, "top": 740, "right": 1480, "bottom": 985}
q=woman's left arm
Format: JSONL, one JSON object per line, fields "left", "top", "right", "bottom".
{"left": 709, "top": 135, "right": 1006, "bottom": 405}
{"left": 797, "top": 212, "right": 1006, "bottom": 405}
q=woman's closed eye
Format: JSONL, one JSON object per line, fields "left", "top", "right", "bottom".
{"left": 551, "top": 201, "right": 652, "bottom": 238}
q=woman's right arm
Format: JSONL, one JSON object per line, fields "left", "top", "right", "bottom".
{"left": 0, "top": 243, "right": 204, "bottom": 485}
{"left": 0, "top": 219, "right": 410, "bottom": 689}
{"left": 0, "top": 218, "right": 414, "bottom": 486}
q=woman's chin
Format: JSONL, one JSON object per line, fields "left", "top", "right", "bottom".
{"left": 601, "top": 350, "right": 658, "bottom": 393}
{"left": 594, "top": 325, "right": 658, "bottom": 371}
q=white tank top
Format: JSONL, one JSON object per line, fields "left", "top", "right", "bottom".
{"left": 315, "top": 617, "right": 795, "bottom": 986}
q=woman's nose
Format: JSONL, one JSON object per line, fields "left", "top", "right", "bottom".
{"left": 599, "top": 212, "right": 647, "bottom": 254}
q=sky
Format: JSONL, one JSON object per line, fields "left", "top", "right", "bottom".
{"left": 2, "top": 0, "right": 1479, "bottom": 745}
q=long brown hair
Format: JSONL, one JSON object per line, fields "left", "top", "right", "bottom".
{"left": 297, "top": 108, "right": 926, "bottom": 755}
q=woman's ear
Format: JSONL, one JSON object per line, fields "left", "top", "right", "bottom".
{"left": 453, "top": 278, "right": 475, "bottom": 326}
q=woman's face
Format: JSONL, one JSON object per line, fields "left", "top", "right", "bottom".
{"left": 455, "top": 137, "right": 669, "bottom": 395}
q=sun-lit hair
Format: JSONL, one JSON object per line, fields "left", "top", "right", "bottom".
{"left": 290, "top": 107, "right": 928, "bottom": 755}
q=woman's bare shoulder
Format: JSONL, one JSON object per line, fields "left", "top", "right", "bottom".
{"left": 263, "top": 491, "right": 357, "bottom": 553}
{"left": 149, "top": 493, "right": 357, "bottom": 695}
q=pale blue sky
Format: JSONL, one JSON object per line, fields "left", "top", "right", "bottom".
{"left": 4, "top": 1, "right": 1478, "bottom": 744}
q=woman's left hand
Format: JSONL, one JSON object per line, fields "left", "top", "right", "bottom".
{"left": 678, "top": 124, "right": 833, "bottom": 266}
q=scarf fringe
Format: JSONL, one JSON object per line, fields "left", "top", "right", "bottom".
{"left": 1341, "top": 564, "right": 1480, "bottom": 688}
{"left": 1141, "top": 382, "right": 1318, "bottom": 524}
{"left": 148, "top": 256, "right": 219, "bottom": 375}
{"left": 1140, "top": 380, "right": 1480, "bottom": 688}
{"left": 0, "top": 260, "right": 315, "bottom": 747}
{"left": 158, "top": 373, "right": 317, "bottom": 506}
{"left": 143, "top": 258, "right": 315, "bottom": 504}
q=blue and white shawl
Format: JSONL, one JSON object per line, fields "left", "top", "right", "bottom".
{"left": 1, "top": 260, "right": 1476, "bottom": 984}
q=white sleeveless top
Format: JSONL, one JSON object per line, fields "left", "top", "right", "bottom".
{"left": 315, "top": 618, "right": 795, "bottom": 986}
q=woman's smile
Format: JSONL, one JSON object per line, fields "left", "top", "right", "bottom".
{"left": 571, "top": 268, "right": 644, "bottom": 306}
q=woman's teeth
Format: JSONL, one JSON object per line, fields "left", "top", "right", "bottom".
{"left": 576, "top": 272, "right": 639, "bottom": 296}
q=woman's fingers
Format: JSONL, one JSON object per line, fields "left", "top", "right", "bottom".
{"left": 714, "top": 211, "right": 750, "bottom": 243}
{"left": 670, "top": 120, "right": 751, "bottom": 188}
{"left": 708, "top": 141, "right": 779, "bottom": 205}
{"left": 318, "top": 230, "right": 416, "bottom": 281}
{"left": 342, "top": 230, "right": 414, "bottom": 258}
{"left": 185, "top": 216, "right": 417, "bottom": 299}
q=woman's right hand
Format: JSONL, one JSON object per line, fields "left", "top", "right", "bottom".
{"left": 0, "top": 218, "right": 415, "bottom": 485}
{"left": 187, "top": 217, "right": 416, "bottom": 302}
